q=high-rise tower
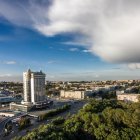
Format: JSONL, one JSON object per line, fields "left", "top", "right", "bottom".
{"left": 23, "top": 69, "right": 31, "bottom": 104}
{"left": 23, "top": 69, "right": 46, "bottom": 104}
{"left": 31, "top": 71, "right": 46, "bottom": 104}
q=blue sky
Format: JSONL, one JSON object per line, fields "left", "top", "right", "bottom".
{"left": 0, "top": 0, "right": 140, "bottom": 81}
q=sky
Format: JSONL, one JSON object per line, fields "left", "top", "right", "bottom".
{"left": 0, "top": 0, "right": 140, "bottom": 81}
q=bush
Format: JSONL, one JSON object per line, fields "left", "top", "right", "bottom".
{"left": 52, "top": 117, "right": 65, "bottom": 125}
{"left": 18, "top": 118, "right": 31, "bottom": 130}
{"left": 39, "top": 104, "right": 71, "bottom": 121}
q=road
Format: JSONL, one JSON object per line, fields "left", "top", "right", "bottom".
{"left": 1, "top": 101, "right": 87, "bottom": 140}
{"left": 0, "top": 113, "right": 27, "bottom": 138}
{"left": 0, "top": 117, "right": 9, "bottom": 134}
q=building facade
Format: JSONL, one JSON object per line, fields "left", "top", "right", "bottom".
{"left": 10, "top": 102, "right": 33, "bottom": 112}
{"left": 31, "top": 71, "right": 46, "bottom": 104}
{"left": 23, "top": 69, "right": 46, "bottom": 104}
{"left": 23, "top": 69, "right": 31, "bottom": 104}
{"left": 60, "top": 90, "right": 91, "bottom": 99}
{"left": 117, "top": 94, "right": 140, "bottom": 102}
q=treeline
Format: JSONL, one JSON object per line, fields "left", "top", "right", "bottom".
{"left": 13, "top": 99, "right": 140, "bottom": 140}
{"left": 52, "top": 117, "right": 65, "bottom": 125}
{"left": 39, "top": 104, "right": 71, "bottom": 121}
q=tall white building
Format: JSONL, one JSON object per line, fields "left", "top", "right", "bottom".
{"left": 23, "top": 69, "right": 31, "bottom": 104}
{"left": 23, "top": 69, "right": 46, "bottom": 104}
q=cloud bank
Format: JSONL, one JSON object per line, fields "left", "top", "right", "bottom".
{"left": 0, "top": 0, "right": 140, "bottom": 64}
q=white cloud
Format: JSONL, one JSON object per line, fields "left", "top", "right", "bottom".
{"left": 69, "top": 48, "right": 79, "bottom": 52}
{"left": 95, "top": 74, "right": 100, "bottom": 78}
{"left": 1, "top": 0, "right": 140, "bottom": 64}
{"left": 62, "top": 41, "right": 84, "bottom": 46}
{"left": 47, "top": 60, "right": 56, "bottom": 64}
{"left": 128, "top": 63, "right": 140, "bottom": 70}
{"left": 44, "top": 0, "right": 140, "bottom": 63}
{"left": 82, "top": 49, "right": 92, "bottom": 53}
{"left": 0, "top": 74, "right": 12, "bottom": 77}
{"left": 0, "top": 75, "right": 22, "bottom": 82}
{"left": 4, "top": 61, "right": 16, "bottom": 65}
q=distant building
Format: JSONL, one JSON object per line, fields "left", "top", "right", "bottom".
{"left": 116, "top": 90, "right": 125, "bottom": 95}
{"left": 117, "top": 94, "right": 140, "bottom": 102}
{"left": 0, "top": 90, "right": 13, "bottom": 96}
{"left": 60, "top": 90, "right": 92, "bottom": 99}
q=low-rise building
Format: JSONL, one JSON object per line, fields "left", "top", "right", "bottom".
{"left": 0, "top": 111, "right": 18, "bottom": 117}
{"left": 117, "top": 94, "right": 140, "bottom": 102}
{"left": 60, "top": 90, "right": 92, "bottom": 99}
{"left": 0, "top": 95, "right": 15, "bottom": 103}
{"left": 116, "top": 90, "right": 125, "bottom": 95}
{"left": 10, "top": 102, "right": 33, "bottom": 112}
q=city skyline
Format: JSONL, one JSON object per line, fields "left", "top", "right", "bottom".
{"left": 0, "top": 0, "right": 140, "bottom": 81}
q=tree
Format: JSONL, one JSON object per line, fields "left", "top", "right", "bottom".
{"left": 14, "top": 99, "right": 140, "bottom": 140}
{"left": 18, "top": 117, "right": 31, "bottom": 130}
